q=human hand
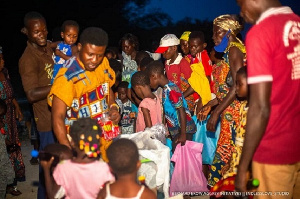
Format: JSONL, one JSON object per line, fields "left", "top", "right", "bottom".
{"left": 206, "top": 111, "right": 219, "bottom": 132}
{"left": 40, "top": 156, "right": 55, "bottom": 171}
{"left": 15, "top": 106, "right": 23, "bottom": 121}
{"left": 197, "top": 105, "right": 211, "bottom": 121}
{"left": 108, "top": 108, "right": 121, "bottom": 125}
{"left": 176, "top": 133, "right": 186, "bottom": 146}
{"left": 235, "top": 169, "right": 248, "bottom": 192}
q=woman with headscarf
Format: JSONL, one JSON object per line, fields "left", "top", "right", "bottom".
{"left": 198, "top": 15, "right": 246, "bottom": 188}
{"left": 0, "top": 46, "right": 25, "bottom": 196}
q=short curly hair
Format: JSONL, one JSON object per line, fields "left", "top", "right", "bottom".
{"left": 131, "top": 71, "right": 150, "bottom": 88}
{"left": 61, "top": 20, "right": 79, "bottom": 32}
{"left": 79, "top": 27, "right": 108, "bottom": 46}
{"left": 107, "top": 138, "right": 139, "bottom": 175}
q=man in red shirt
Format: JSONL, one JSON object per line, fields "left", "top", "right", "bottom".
{"left": 236, "top": 0, "right": 300, "bottom": 197}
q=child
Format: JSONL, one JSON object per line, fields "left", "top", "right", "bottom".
{"left": 131, "top": 71, "right": 162, "bottom": 132}
{"left": 117, "top": 81, "right": 136, "bottom": 134}
{"left": 51, "top": 20, "right": 79, "bottom": 84}
{"left": 39, "top": 143, "right": 73, "bottom": 199}
{"left": 210, "top": 66, "right": 248, "bottom": 196}
{"left": 97, "top": 138, "right": 156, "bottom": 199}
{"left": 155, "top": 34, "right": 195, "bottom": 113}
{"left": 41, "top": 118, "right": 114, "bottom": 199}
{"left": 0, "top": 99, "right": 15, "bottom": 198}
{"left": 179, "top": 31, "right": 191, "bottom": 58}
{"left": 109, "top": 58, "right": 123, "bottom": 94}
{"left": 146, "top": 61, "right": 196, "bottom": 151}
{"left": 184, "top": 31, "right": 212, "bottom": 115}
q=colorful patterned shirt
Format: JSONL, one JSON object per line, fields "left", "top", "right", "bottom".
{"left": 162, "top": 81, "right": 196, "bottom": 137}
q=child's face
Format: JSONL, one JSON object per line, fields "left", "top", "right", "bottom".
{"left": 236, "top": 73, "right": 248, "bottom": 98}
{"left": 118, "top": 87, "right": 128, "bottom": 102}
{"left": 149, "top": 73, "right": 160, "bottom": 90}
{"left": 180, "top": 39, "right": 189, "bottom": 55}
{"left": 26, "top": 19, "right": 48, "bottom": 47}
{"left": 189, "top": 38, "right": 206, "bottom": 57}
{"left": 162, "top": 46, "right": 176, "bottom": 60}
{"left": 61, "top": 25, "right": 79, "bottom": 46}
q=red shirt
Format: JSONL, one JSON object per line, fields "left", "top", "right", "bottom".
{"left": 247, "top": 7, "right": 300, "bottom": 164}
{"left": 165, "top": 54, "right": 192, "bottom": 90}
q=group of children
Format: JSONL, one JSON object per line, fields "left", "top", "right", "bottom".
{"left": 38, "top": 17, "right": 250, "bottom": 198}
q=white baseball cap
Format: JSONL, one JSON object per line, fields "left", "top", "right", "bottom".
{"left": 155, "top": 34, "right": 180, "bottom": 53}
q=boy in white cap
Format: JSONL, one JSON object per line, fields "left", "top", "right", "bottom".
{"left": 155, "top": 34, "right": 196, "bottom": 113}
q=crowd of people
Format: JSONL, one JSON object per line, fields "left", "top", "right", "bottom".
{"left": 0, "top": 0, "right": 299, "bottom": 198}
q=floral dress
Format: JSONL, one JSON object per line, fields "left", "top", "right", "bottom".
{"left": 0, "top": 69, "right": 25, "bottom": 181}
{"left": 208, "top": 41, "right": 246, "bottom": 187}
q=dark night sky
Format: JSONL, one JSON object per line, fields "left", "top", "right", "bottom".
{"left": 0, "top": 0, "right": 299, "bottom": 99}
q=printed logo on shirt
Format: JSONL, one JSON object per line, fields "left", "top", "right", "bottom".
{"left": 284, "top": 20, "right": 300, "bottom": 80}
{"left": 45, "top": 63, "right": 53, "bottom": 79}
{"left": 90, "top": 101, "right": 102, "bottom": 116}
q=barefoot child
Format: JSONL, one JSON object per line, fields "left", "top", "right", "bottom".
{"left": 131, "top": 71, "right": 162, "bottom": 132}
{"left": 97, "top": 138, "right": 156, "bottom": 199}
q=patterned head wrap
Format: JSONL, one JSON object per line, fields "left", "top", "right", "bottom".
{"left": 180, "top": 31, "right": 191, "bottom": 41}
{"left": 213, "top": 14, "right": 243, "bottom": 35}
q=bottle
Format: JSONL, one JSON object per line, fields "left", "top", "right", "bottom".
{"left": 138, "top": 175, "right": 148, "bottom": 188}
{"left": 246, "top": 178, "right": 259, "bottom": 190}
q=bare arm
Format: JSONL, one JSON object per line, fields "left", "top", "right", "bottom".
{"left": 71, "top": 45, "right": 78, "bottom": 56}
{"left": 12, "top": 99, "right": 23, "bottom": 121}
{"left": 51, "top": 95, "right": 70, "bottom": 148}
{"left": 141, "top": 107, "right": 152, "bottom": 128}
{"left": 55, "top": 49, "right": 72, "bottom": 61}
{"left": 235, "top": 82, "right": 271, "bottom": 192}
{"left": 207, "top": 46, "right": 244, "bottom": 131}
{"left": 40, "top": 157, "right": 61, "bottom": 199}
{"left": 183, "top": 86, "right": 194, "bottom": 98}
{"left": 26, "top": 85, "right": 52, "bottom": 104}
{"left": 108, "top": 88, "right": 121, "bottom": 125}
{"left": 176, "top": 106, "right": 187, "bottom": 145}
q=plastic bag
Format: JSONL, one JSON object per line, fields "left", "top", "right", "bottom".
{"left": 192, "top": 115, "right": 220, "bottom": 165}
{"left": 120, "top": 124, "right": 170, "bottom": 198}
{"left": 169, "top": 141, "right": 208, "bottom": 196}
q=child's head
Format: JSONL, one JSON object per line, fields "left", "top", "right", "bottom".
{"left": 43, "top": 143, "right": 73, "bottom": 169}
{"left": 69, "top": 118, "right": 102, "bottom": 158}
{"left": 22, "top": 11, "right": 48, "bottom": 47}
{"left": 118, "top": 81, "right": 129, "bottom": 103}
{"left": 155, "top": 34, "right": 179, "bottom": 61}
{"left": 107, "top": 138, "right": 140, "bottom": 176}
{"left": 105, "top": 48, "right": 117, "bottom": 60}
{"left": 140, "top": 57, "right": 154, "bottom": 71}
{"left": 236, "top": 66, "right": 248, "bottom": 99}
{"left": 135, "top": 51, "right": 151, "bottom": 69}
{"left": 146, "top": 60, "right": 165, "bottom": 90}
{"left": 188, "top": 31, "right": 207, "bottom": 57}
{"left": 61, "top": 20, "right": 79, "bottom": 46}
{"left": 209, "top": 48, "right": 224, "bottom": 64}
{"left": 180, "top": 31, "right": 191, "bottom": 56}
{"left": 131, "top": 71, "right": 151, "bottom": 99}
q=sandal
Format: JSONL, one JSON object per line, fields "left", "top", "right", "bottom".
{"left": 6, "top": 186, "right": 22, "bottom": 196}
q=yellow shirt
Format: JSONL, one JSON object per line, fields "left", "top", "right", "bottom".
{"left": 48, "top": 56, "right": 115, "bottom": 127}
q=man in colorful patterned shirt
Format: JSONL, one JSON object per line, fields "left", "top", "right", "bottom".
{"left": 48, "top": 27, "right": 120, "bottom": 148}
